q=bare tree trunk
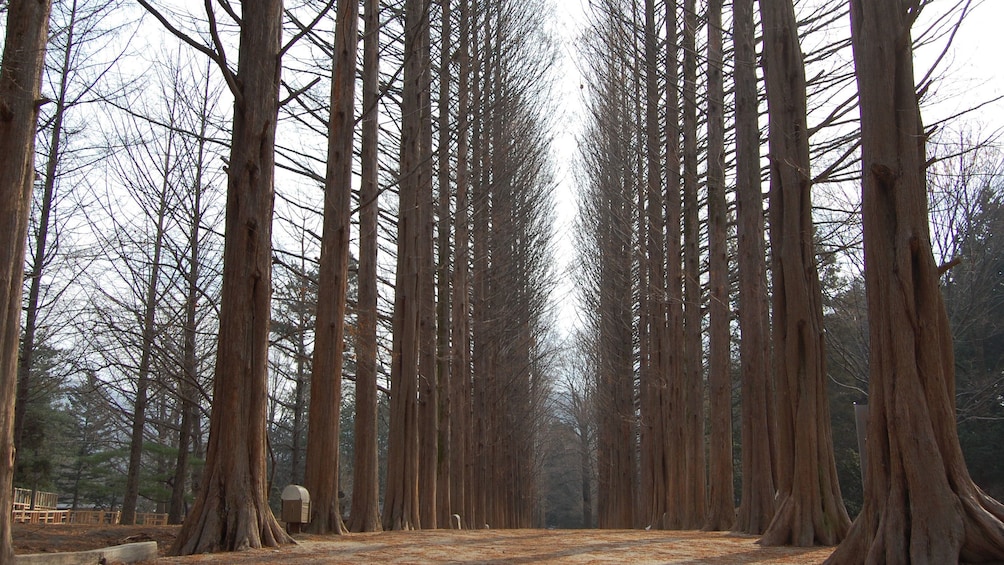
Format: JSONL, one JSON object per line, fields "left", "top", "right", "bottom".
{"left": 347, "top": 0, "right": 383, "bottom": 533}
{"left": 169, "top": 0, "right": 292, "bottom": 553}
{"left": 827, "top": 2, "right": 1004, "bottom": 562}
{"left": 579, "top": 417, "right": 593, "bottom": 529}
{"left": 640, "top": 0, "right": 668, "bottom": 531}
{"left": 417, "top": 0, "right": 438, "bottom": 527}
{"left": 681, "top": 0, "right": 706, "bottom": 530}
{"left": 758, "top": 0, "right": 850, "bottom": 547}
{"left": 122, "top": 105, "right": 177, "bottom": 526}
{"left": 0, "top": 0, "right": 53, "bottom": 560}
{"left": 664, "top": 0, "right": 685, "bottom": 532}
{"left": 14, "top": 0, "right": 80, "bottom": 455}
{"left": 384, "top": 0, "right": 425, "bottom": 531}
{"left": 703, "top": 0, "right": 733, "bottom": 532}
{"left": 169, "top": 61, "right": 214, "bottom": 526}
{"left": 435, "top": 0, "right": 453, "bottom": 530}
{"left": 304, "top": 0, "right": 360, "bottom": 536}
{"left": 449, "top": 0, "right": 472, "bottom": 529}
{"left": 732, "top": 0, "right": 776, "bottom": 536}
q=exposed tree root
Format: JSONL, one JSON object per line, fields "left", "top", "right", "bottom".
{"left": 170, "top": 472, "right": 293, "bottom": 555}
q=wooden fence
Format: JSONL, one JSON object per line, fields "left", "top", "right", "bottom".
{"left": 11, "top": 487, "right": 169, "bottom": 525}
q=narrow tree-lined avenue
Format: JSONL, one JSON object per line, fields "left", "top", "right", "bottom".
{"left": 1, "top": 0, "right": 1003, "bottom": 562}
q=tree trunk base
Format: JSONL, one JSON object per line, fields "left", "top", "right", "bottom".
{"left": 759, "top": 491, "right": 848, "bottom": 547}
{"left": 306, "top": 511, "right": 346, "bottom": 535}
{"left": 347, "top": 512, "right": 383, "bottom": 533}
{"left": 825, "top": 485, "right": 1004, "bottom": 564}
{"left": 170, "top": 481, "right": 293, "bottom": 555}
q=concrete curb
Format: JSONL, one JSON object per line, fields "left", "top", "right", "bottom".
{"left": 16, "top": 541, "right": 158, "bottom": 564}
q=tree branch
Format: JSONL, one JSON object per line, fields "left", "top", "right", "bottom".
{"left": 279, "top": 0, "right": 337, "bottom": 58}
{"left": 136, "top": 0, "right": 243, "bottom": 106}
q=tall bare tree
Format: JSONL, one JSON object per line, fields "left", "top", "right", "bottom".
{"left": 448, "top": 0, "right": 472, "bottom": 529}
{"left": 169, "top": 58, "right": 221, "bottom": 525}
{"left": 827, "top": 1, "right": 1004, "bottom": 561}
{"left": 758, "top": 0, "right": 850, "bottom": 547}
{"left": 347, "top": 0, "right": 383, "bottom": 533}
{"left": 640, "top": 0, "right": 669, "bottom": 532}
{"left": 579, "top": 0, "right": 638, "bottom": 529}
{"left": 732, "top": 0, "right": 776, "bottom": 536}
{"left": 680, "top": 0, "right": 706, "bottom": 530}
{"left": 383, "top": 0, "right": 427, "bottom": 531}
{"left": 304, "top": 0, "right": 360, "bottom": 535}
{"left": 417, "top": 0, "right": 437, "bottom": 528}
{"left": 664, "top": 0, "right": 686, "bottom": 531}
{"left": 138, "top": 0, "right": 295, "bottom": 552}
{"left": 115, "top": 88, "right": 179, "bottom": 525}
{"left": 16, "top": 0, "right": 125, "bottom": 458}
{"left": 434, "top": 0, "right": 453, "bottom": 528}
{"left": 0, "top": 0, "right": 54, "bottom": 560}
{"left": 703, "top": 0, "right": 733, "bottom": 532}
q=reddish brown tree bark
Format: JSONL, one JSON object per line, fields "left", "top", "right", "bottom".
{"left": 732, "top": 0, "right": 776, "bottom": 536}
{"left": 417, "top": 0, "right": 438, "bottom": 528}
{"left": 664, "top": 0, "right": 686, "bottom": 532}
{"left": 449, "top": 0, "right": 472, "bottom": 529}
{"left": 168, "top": 0, "right": 292, "bottom": 553}
{"left": 640, "top": 0, "right": 668, "bottom": 531}
{"left": 758, "top": 0, "right": 850, "bottom": 547}
{"left": 681, "top": 0, "right": 707, "bottom": 530}
{"left": 703, "top": 0, "right": 733, "bottom": 532}
{"left": 826, "top": 2, "right": 1004, "bottom": 562}
{"left": 347, "top": 0, "right": 383, "bottom": 533}
{"left": 383, "top": 0, "right": 426, "bottom": 531}
{"left": 435, "top": 0, "right": 453, "bottom": 529}
{"left": 0, "top": 0, "right": 53, "bottom": 560}
{"left": 304, "top": 0, "right": 359, "bottom": 535}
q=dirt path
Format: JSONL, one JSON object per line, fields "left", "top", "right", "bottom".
{"left": 15, "top": 525, "right": 835, "bottom": 563}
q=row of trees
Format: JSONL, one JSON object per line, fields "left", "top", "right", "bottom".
{"left": 1, "top": 0, "right": 567, "bottom": 556}
{"left": 2, "top": 0, "right": 1004, "bottom": 562}
{"left": 574, "top": 0, "right": 1004, "bottom": 560}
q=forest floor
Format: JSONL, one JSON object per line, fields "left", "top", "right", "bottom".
{"left": 13, "top": 523, "right": 837, "bottom": 563}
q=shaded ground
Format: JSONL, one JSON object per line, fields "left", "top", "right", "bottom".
{"left": 15, "top": 524, "right": 836, "bottom": 563}
{"left": 13, "top": 523, "right": 179, "bottom": 556}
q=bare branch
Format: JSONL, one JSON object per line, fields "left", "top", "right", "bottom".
{"left": 279, "top": 0, "right": 337, "bottom": 58}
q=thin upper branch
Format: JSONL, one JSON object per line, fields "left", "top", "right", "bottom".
{"left": 136, "top": 0, "right": 243, "bottom": 107}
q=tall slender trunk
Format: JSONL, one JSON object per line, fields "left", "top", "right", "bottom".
{"left": 169, "top": 0, "right": 292, "bottom": 553}
{"left": 681, "top": 0, "right": 706, "bottom": 530}
{"left": 304, "top": 0, "right": 359, "bottom": 535}
{"left": 449, "top": 0, "right": 472, "bottom": 530}
{"left": 703, "top": 0, "right": 733, "bottom": 532}
{"left": 15, "top": 0, "right": 78, "bottom": 453}
{"left": 0, "top": 0, "right": 54, "bottom": 560}
{"left": 170, "top": 69, "right": 212, "bottom": 524}
{"left": 347, "top": 0, "right": 383, "bottom": 533}
{"left": 732, "top": 0, "right": 776, "bottom": 536}
{"left": 664, "top": 0, "right": 685, "bottom": 532}
{"left": 417, "top": 0, "right": 438, "bottom": 527}
{"left": 435, "top": 0, "right": 454, "bottom": 529}
{"left": 122, "top": 125, "right": 176, "bottom": 525}
{"left": 641, "top": 0, "right": 668, "bottom": 530}
{"left": 384, "top": 0, "right": 425, "bottom": 531}
{"left": 758, "top": 0, "right": 850, "bottom": 547}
